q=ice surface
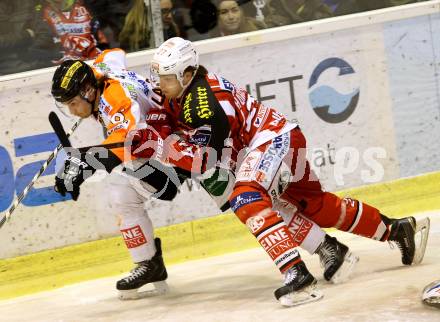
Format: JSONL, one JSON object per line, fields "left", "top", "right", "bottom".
{"left": 1, "top": 212, "right": 439, "bottom": 322}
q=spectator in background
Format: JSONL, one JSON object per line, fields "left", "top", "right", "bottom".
{"left": 119, "top": 0, "right": 150, "bottom": 51}
{"left": 263, "top": 0, "right": 333, "bottom": 28}
{"left": 84, "top": 0, "right": 133, "bottom": 48}
{"left": 161, "top": 0, "right": 182, "bottom": 40}
{"left": 212, "top": 0, "right": 266, "bottom": 36}
{"left": 0, "top": 1, "right": 58, "bottom": 75}
{"left": 168, "top": 0, "right": 188, "bottom": 38}
{"left": 187, "top": 0, "right": 218, "bottom": 40}
{"left": 42, "top": 0, "right": 109, "bottom": 63}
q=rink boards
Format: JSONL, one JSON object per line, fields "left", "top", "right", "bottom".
{"left": 0, "top": 2, "right": 440, "bottom": 266}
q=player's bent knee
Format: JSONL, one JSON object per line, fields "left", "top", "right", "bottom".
{"left": 108, "top": 184, "right": 144, "bottom": 214}
{"left": 229, "top": 185, "right": 272, "bottom": 224}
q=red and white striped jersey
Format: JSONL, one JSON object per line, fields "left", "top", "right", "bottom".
{"left": 203, "top": 73, "right": 297, "bottom": 151}
{"left": 42, "top": 0, "right": 107, "bottom": 62}
{"left": 161, "top": 72, "right": 298, "bottom": 173}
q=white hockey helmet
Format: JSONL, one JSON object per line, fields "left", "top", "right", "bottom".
{"left": 150, "top": 37, "right": 199, "bottom": 88}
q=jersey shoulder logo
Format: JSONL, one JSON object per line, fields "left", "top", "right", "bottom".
{"left": 195, "top": 86, "right": 213, "bottom": 120}
{"left": 180, "top": 76, "right": 217, "bottom": 126}
{"left": 219, "top": 77, "right": 234, "bottom": 92}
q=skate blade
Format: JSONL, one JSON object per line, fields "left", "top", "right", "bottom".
{"left": 330, "top": 251, "right": 359, "bottom": 284}
{"left": 413, "top": 217, "right": 430, "bottom": 265}
{"left": 423, "top": 297, "right": 440, "bottom": 309}
{"left": 118, "top": 281, "right": 169, "bottom": 300}
{"left": 279, "top": 283, "right": 324, "bottom": 307}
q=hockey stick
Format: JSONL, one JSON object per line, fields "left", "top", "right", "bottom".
{"left": 0, "top": 114, "right": 82, "bottom": 229}
{"left": 49, "top": 111, "right": 126, "bottom": 153}
{"left": 77, "top": 141, "right": 125, "bottom": 153}
{"left": 48, "top": 111, "right": 73, "bottom": 148}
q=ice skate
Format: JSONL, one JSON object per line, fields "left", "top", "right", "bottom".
{"left": 274, "top": 261, "right": 323, "bottom": 307}
{"left": 422, "top": 280, "right": 440, "bottom": 308}
{"left": 388, "top": 216, "right": 430, "bottom": 265}
{"left": 117, "top": 238, "right": 169, "bottom": 300}
{"left": 316, "top": 235, "right": 359, "bottom": 284}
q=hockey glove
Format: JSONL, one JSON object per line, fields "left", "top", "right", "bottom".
{"left": 131, "top": 109, "right": 172, "bottom": 159}
{"left": 131, "top": 128, "right": 160, "bottom": 159}
{"left": 54, "top": 153, "right": 96, "bottom": 201}
{"left": 146, "top": 108, "right": 173, "bottom": 133}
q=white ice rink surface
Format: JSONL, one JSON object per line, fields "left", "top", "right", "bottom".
{"left": 1, "top": 212, "right": 439, "bottom": 322}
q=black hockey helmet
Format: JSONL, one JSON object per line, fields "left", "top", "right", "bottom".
{"left": 51, "top": 60, "right": 97, "bottom": 103}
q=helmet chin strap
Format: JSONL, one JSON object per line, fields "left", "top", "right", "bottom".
{"left": 90, "top": 88, "right": 101, "bottom": 115}
{"left": 177, "top": 69, "right": 198, "bottom": 98}
{"left": 177, "top": 83, "right": 190, "bottom": 99}
{"left": 80, "top": 87, "right": 99, "bottom": 116}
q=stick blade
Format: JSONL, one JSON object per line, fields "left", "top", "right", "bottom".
{"left": 49, "top": 111, "right": 72, "bottom": 148}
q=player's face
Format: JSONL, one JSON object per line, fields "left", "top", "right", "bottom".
{"left": 64, "top": 95, "right": 93, "bottom": 118}
{"left": 218, "top": 1, "right": 241, "bottom": 33}
{"left": 159, "top": 74, "right": 183, "bottom": 99}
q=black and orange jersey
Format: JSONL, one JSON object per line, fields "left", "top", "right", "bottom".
{"left": 92, "top": 49, "right": 162, "bottom": 161}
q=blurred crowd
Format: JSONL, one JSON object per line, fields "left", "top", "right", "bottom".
{"left": 0, "top": 0, "right": 430, "bottom": 76}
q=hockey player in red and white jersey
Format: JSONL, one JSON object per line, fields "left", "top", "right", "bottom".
{"left": 131, "top": 37, "right": 431, "bottom": 306}
{"left": 42, "top": 0, "right": 109, "bottom": 63}
{"left": 51, "top": 48, "right": 191, "bottom": 300}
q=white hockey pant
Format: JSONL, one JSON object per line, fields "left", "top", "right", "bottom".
{"left": 109, "top": 174, "right": 157, "bottom": 263}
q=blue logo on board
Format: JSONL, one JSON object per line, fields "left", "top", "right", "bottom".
{"left": 308, "top": 58, "right": 360, "bottom": 123}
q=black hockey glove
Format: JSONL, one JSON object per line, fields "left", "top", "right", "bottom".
{"left": 55, "top": 153, "right": 96, "bottom": 201}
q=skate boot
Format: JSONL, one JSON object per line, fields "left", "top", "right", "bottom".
{"left": 316, "top": 234, "right": 359, "bottom": 284}
{"left": 422, "top": 280, "right": 440, "bottom": 308}
{"left": 117, "top": 238, "right": 169, "bottom": 300}
{"left": 274, "top": 261, "right": 323, "bottom": 307}
{"left": 388, "top": 216, "right": 430, "bottom": 265}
